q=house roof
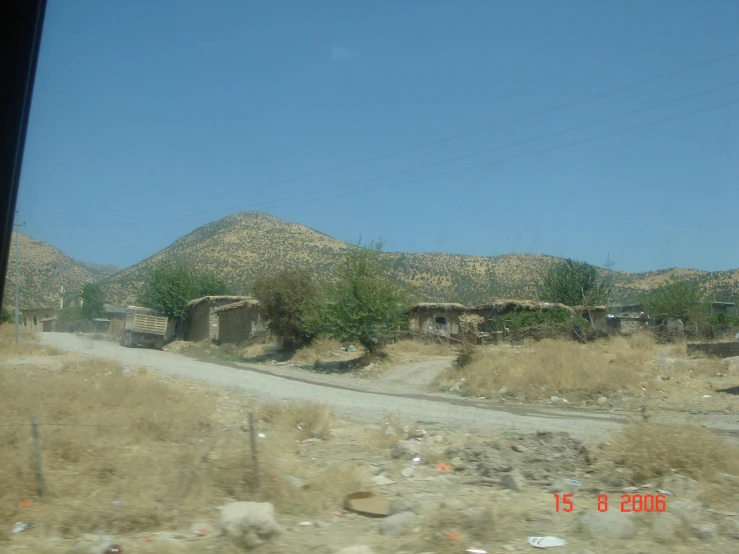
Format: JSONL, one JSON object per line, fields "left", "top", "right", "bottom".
{"left": 410, "top": 302, "right": 468, "bottom": 311}
{"left": 184, "top": 295, "right": 254, "bottom": 309}
{"left": 21, "top": 307, "right": 60, "bottom": 313}
{"left": 39, "top": 317, "right": 56, "bottom": 322}
{"left": 103, "top": 304, "right": 126, "bottom": 314}
{"left": 471, "top": 300, "right": 575, "bottom": 314}
{"left": 213, "top": 298, "right": 261, "bottom": 314}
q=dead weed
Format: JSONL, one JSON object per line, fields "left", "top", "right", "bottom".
{"left": 435, "top": 334, "right": 669, "bottom": 401}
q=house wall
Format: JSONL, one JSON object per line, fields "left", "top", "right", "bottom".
{"left": 20, "top": 309, "right": 58, "bottom": 333}
{"left": 409, "top": 310, "right": 462, "bottom": 336}
{"left": 217, "top": 306, "right": 265, "bottom": 344}
{"left": 185, "top": 298, "right": 242, "bottom": 342}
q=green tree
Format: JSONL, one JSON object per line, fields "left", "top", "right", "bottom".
{"left": 138, "top": 261, "right": 228, "bottom": 320}
{"left": 305, "top": 240, "right": 413, "bottom": 354}
{"left": 639, "top": 277, "right": 706, "bottom": 322}
{"left": 80, "top": 283, "right": 105, "bottom": 320}
{"left": 0, "top": 305, "right": 13, "bottom": 324}
{"left": 538, "top": 258, "right": 610, "bottom": 307}
{"left": 252, "top": 268, "right": 318, "bottom": 350}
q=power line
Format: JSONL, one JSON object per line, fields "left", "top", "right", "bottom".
{"left": 52, "top": 48, "right": 739, "bottom": 217}
{"left": 146, "top": 79, "right": 739, "bottom": 223}
{"left": 41, "top": 95, "right": 739, "bottom": 229}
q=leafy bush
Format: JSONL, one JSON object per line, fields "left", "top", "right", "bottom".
{"left": 639, "top": 277, "right": 705, "bottom": 323}
{"left": 539, "top": 258, "right": 610, "bottom": 306}
{"left": 253, "top": 269, "right": 318, "bottom": 350}
{"left": 0, "top": 306, "right": 13, "bottom": 324}
{"left": 138, "top": 261, "right": 227, "bottom": 320}
{"left": 80, "top": 283, "right": 105, "bottom": 320}
{"left": 305, "top": 240, "right": 413, "bottom": 354}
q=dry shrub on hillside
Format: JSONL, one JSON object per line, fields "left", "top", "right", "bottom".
{"left": 0, "top": 342, "right": 355, "bottom": 539}
{"left": 435, "top": 333, "right": 662, "bottom": 401}
{"left": 604, "top": 423, "right": 739, "bottom": 501}
{"left": 385, "top": 339, "right": 454, "bottom": 358}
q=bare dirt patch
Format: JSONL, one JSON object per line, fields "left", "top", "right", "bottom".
{"left": 4, "top": 331, "right": 739, "bottom": 552}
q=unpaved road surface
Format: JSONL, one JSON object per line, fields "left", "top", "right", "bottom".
{"left": 40, "top": 332, "right": 730, "bottom": 441}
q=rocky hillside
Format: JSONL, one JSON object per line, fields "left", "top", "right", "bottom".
{"left": 100, "top": 212, "right": 739, "bottom": 307}
{"left": 2, "top": 233, "right": 97, "bottom": 309}
{"left": 75, "top": 260, "right": 122, "bottom": 279}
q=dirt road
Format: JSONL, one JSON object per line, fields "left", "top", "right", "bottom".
{"left": 40, "top": 333, "right": 628, "bottom": 439}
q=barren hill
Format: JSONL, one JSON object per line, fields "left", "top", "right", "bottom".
{"left": 101, "top": 212, "right": 739, "bottom": 306}
{"left": 3, "top": 233, "right": 97, "bottom": 310}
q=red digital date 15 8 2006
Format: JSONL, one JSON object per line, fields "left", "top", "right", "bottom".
{"left": 554, "top": 493, "right": 667, "bottom": 513}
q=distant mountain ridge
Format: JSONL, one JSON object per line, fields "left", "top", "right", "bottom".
{"left": 76, "top": 260, "right": 122, "bottom": 278}
{"left": 96, "top": 212, "right": 739, "bottom": 307}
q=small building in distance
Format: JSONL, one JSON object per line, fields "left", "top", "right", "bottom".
{"left": 408, "top": 302, "right": 468, "bottom": 339}
{"left": 214, "top": 298, "right": 266, "bottom": 344}
{"left": 184, "top": 295, "right": 254, "bottom": 342}
{"left": 20, "top": 307, "right": 61, "bottom": 333}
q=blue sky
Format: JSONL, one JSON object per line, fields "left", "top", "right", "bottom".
{"left": 16, "top": 0, "right": 739, "bottom": 273}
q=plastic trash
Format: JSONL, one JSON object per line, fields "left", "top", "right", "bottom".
{"left": 299, "top": 521, "right": 313, "bottom": 526}
{"left": 528, "top": 536, "right": 566, "bottom": 548}
{"left": 445, "top": 532, "right": 462, "bottom": 541}
{"left": 570, "top": 479, "right": 581, "bottom": 488}
{"left": 11, "top": 522, "right": 32, "bottom": 533}
{"left": 258, "top": 433, "right": 266, "bottom": 438}
{"left": 348, "top": 345, "right": 356, "bottom": 352}
{"left": 470, "top": 462, "right": 480, "bottom": 469}
{"left": 702, "top": 395, "right": 712, "bottom": 398}
{"left": 657, "top": 489, "right": 674, "bottom": 496}
{"left": 411, "top": 457, "right": 421, "bottom": 465}
{"left": 466, "top": 550, "right": 488, "bottom": 554}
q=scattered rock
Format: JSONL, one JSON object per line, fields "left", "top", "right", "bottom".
{"left": 547, "top": 477, "right": 577, "bottom": 494}
{"left": 657, "top": 475, "right": 703, "bottom": 500}
{"left": 450, "top": 456, "right": 467, "bottom": 470}
{"left": 730, "top": 519, "right": 739, "bottom": 539}
{"left": 502, "top": 545, "right": 516, "bottom": 552}
{"left": 401, "top": 467, "right": 415, "bottom": 478}
{"left": 392, "top": 440, "right": 422, "bottom": 459}
{"left": 440, "top": 498, "right": 466, "bottom": 511}
{"left": 652, "top": 512, "right": 682, "bottom": 540}
{"left": 580, "top": 510, "right": 636, "bottom": 540}
{"left": 512, "top": 444, "right": 526, "bottom": 453}
{"left": 669, "top": 500, "right": 703, "bottom": 524}
{"left": 219, "top": 501, "right": 282, "bottom": 549}
{"left": 691, "top": 522, "right": 718, "bottom": 540}
{"left": 461, "top": 506, "right": 492, "bottom": 529}
{"left": 379, "top": 511, "right": 418, "bottom": 536}
{"left": 390, "top": 499, "right": 419, "bottom": 515}
{"left": 597, "top": 396, "right": 608, "bottom": 405}
{"left": 372, "top": 475, "right": 395, "bottom": 486}
{"left": 602, "top": 468, "right": 629, "bottom": 488}
{"left": 501, "top": 469, "right": 527, "bottom": 492}
{"left": 336, "top": 547, "right": 374, "bottom": 554}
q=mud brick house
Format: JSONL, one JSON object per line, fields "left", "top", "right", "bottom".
{"left": 184, "top": 295, "right": 254, "bottom": 342}
{"left": 408, "top": 303, "right": 468, "bottom": 339}
{"left": 214, "top": 298, "right": 265, "bottom": 344}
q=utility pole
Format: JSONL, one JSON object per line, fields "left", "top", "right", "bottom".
{"left": 13, "top": 220, "right": 26, "bottom": 344}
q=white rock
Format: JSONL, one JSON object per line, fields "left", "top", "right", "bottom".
{"left": 219, "top": 501, "right": 282, "bottom": 549}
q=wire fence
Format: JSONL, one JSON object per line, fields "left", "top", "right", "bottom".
{"left": 2, "top": 413, "right": 265, "bottom": 502}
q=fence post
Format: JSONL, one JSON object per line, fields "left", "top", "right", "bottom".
{"left": 30, "top": 417, "right": 45, "bottom": 498}
{"left": 248, "top": 412, "right": 260, "bottom": 492}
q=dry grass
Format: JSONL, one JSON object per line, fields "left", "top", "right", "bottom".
{"left": 0, "top": 324, "right": 62, "bottom": 357}
{"left": 0, "top": 332, "right": 358, "bottom": 542}
{"left": 604, "top": 423, "right": 739, "bottom": 485}
{"left": 291, "top": 338, "right": 343, "bottom": 364}
{"left": 384, "top": 339, "right": 454, "bottom": 358}
{"left": 435, "top": 333, "right": 664, "bottom": 401}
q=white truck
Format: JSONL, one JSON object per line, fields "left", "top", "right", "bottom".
{"left": 120, "top": 306, "right": 174, "bottom": 349}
